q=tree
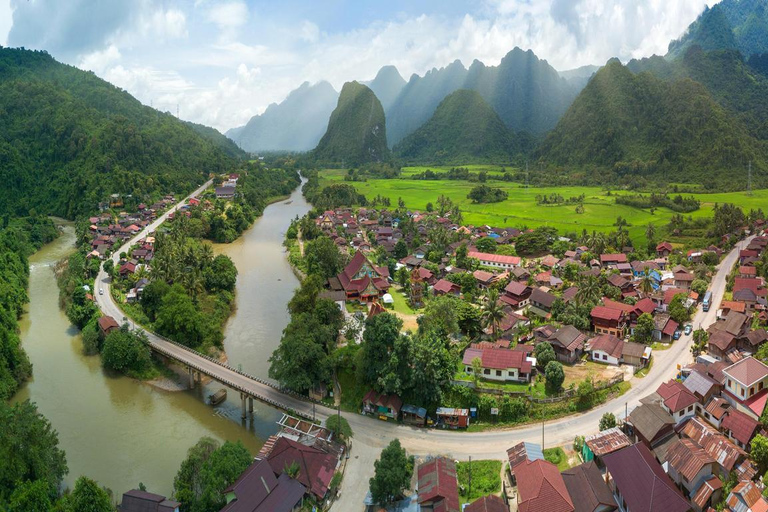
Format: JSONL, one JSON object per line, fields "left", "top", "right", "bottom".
{"left": 103, "top": 259, "right": 114, "bottom": 277}
{"left": 639, "top": 269, "right": 654, "bottom": 297}
{"left": 203, "top": 254, "right": 238, "bottom": 292}
{"left": 0, "top": 400, "right": 68, "bottom": 504}
{"left": 534, "top": 342, "right": 556, "bottom": 369}
{"left": 577, "top": 378, "right": 595, "bottom": 408}
{"left": 545, "top": 361, "right": 565, "bottom": 393}
{"left": 471, "top": 357, "right": 482, "bottom": 385}
{"left": 417, "top": 295, "right": 459, "bottom": 337}
{"left": 455, "top": 243, "right": 469, "bottom": 269}
{"left": 576, "top": 274, "right": 601, "bottom": 307}
{"left": 304, "top": 236, "right": 344, "bottom": 279}
{"left": 7, "top": 479, "right": 53, "bottom": 512}
{"left": 668, "top": 293, "right": 692, "bottom": 325}
{"left": 155, "top": 285, "right": 205, "bottom": 348}
{"left": 751, "top": 434, "right": 768, "bottom": 473}
{"left": 101, "top": 326, "right": 152, "bottom": 375}
{"left": 287, "top": 274, "right": 323, "bottom": 315}
{"left": 359, "top": 313, "right": 405, "bottom": 388}
{"left": 369, "top": 439, "right": 413, "bottom": 505}
{"left": 481, "top": 289, "right": 505, "bottom": 340}
{"left": 268, "top": 313, "right": 333, "bottom": 392}
{"left": 599, "top": 412, "right": 617, "bottom": 431}
{"left": 140, "top": 280, "right": 170, "bottom": 322}
{"left": 174, "top": 437, "right": 252, "bottom": 512}
{"left": 409, "top": 332, "right": 457, "bottom": 409}
{"left": 81, "top": 319, "right": 101, "bottom": 355}
{"left": 393, "top": 239, "right": 408, "bottom": 259}
{"left": 326, "top": 415, "right": 353, "bottom": 442}
{"left": 692, "top": 329, "right": 709, "bottom": 357}
{"left": 474, "top": 237, "right": 497, "bottom": 253}
{"left": 634, "top": 313, "right": 655, "bottom": 344}
{"left": 691, "top": 279, "right": 708, "bottom": 297}
{"left": 57, "top": 476, "right": 113, "bottom": 512}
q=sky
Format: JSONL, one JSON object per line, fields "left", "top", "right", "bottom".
{"left": 1, "top": 0, "right": 720, "bottom": 133}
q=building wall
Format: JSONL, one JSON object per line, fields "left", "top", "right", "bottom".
{"left": 592, "top": 350, "right": 620, "bottom": 366}
{"left": 466, "top": 366, "right": 527, "bottom": 382}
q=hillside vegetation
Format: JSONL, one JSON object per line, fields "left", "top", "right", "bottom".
{"left": 312, "top": 81, "right": 390, "bottom": 165}
{"left": 536, "top": 59, "right": 767, "bottom": 189}
{"left": 0, "top": 47, "right": 239, "bottom": 218}
{"left": 394, "top": 89, "right": 533, "bottom": 164}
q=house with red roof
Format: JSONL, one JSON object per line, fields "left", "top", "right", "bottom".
{"left": 417, "top": 457, "right": 460, "bottom": 512}
{"left": 502, "top": 281, "right": 532, "bottom": 308}
{"left": 602, "top": 443, "right": 691, "bottom": 512}
{"left": 219, "top": 458, "right": 305, "bottom": 512}
{"left": 656, "top": 242, "right": 673, "bottom": 257}
{"left": 262, "top": 437, "right": 338, "bottom": 500}
{"left": 656, "top": 380, "right": 699, "bottom": 424}
{"left": 362, "top": 390, "right": 402, "bottom": 420}
{"left": 98, "top": 315, "right": 120, "bottom": 337}
{"left": 462, "top": 347, "right": 532, "bottom": 383}
{"left": 467, "top": 251, "right": 520, "bottom": 270}
{"left": 464, "top": 494, "right": 508, "bottom": 512}
{"left": 721, "top": 357, "right": 768, "bottom": 420}
{"left": 561, "top": 461, "right": 617, "bottom": 512}
{"left": 432, "top": 279, "right": 461, "bottom": 297}
{"left": 333, "top": 251, "right": 390, "bottom": 302}
{"left": 590, "top": 306, "right": 626, "bottom": 337}
{"left": 513, "top": 458, "right": 574, "bottom": 512}
{"left": 721, "top": 408, "right": 760, "bottom": 449}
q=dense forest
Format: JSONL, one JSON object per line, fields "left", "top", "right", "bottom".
{"left": 394, "top": 89, "right": 534, "bottom": 164}
{"left": 0, "top": 47, "right": 241, "bottom": 219}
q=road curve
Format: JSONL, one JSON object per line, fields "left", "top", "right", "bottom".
{"left": 91, "top": 183, "right": 749, "bottom": 510}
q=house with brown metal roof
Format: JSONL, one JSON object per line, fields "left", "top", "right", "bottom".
{"left": 464, "top": 494, "right": 508, "bottom": 512}
{"left": 262, "top": 437, "right": 338, "bottom": 501}
{"left": 561, "top": 461, "right": 617, "bottom": 512}
{"left": 507, "top": 442, "right": 545, "bottom": 482}
{"left": 98, "top": 315, "right": 120, "bottom": 337}
{"left": 417, "top": 457, "right": 460, "bottom": 512}
{"left": 529, "top": 288, "right": 557, "bottom": 316}
{"left": 678, "top": 416, "right": 748, "bottom": 477}
{"left": 362, "top": 390, "right": 402, "bottom": 420}
{"left": 725, "top": 481, "right": 768, "bottom": 512}
{"left": 219, "top": 458, "right": 306, "bottom": 512}
{"left": 588, "top": 334, "right": 648, "bottom": 367}
{"left": 665, "top": 438, "right": 717, "bottom": 499}
{"left": 546, "top": 325, "right": 586, "bottom": 364}
{"left": 502, "top": 280, "right": 532, "bottom": 308}
{"left": 626, "top": 402, "right": 676, "bottom": 449}
{"left": 583, "top": 428, "right": 632, "bottom": 465}
{"left": 513, "top": 458, "right": 574, "bottom": 512}
{"left": 602, "top": 443, "right": 691, "bottom": 512}
{"left": 590, "top": 307, "right": 626, "bottom": 337}
{"left": 432, "top": 278, "right": 461, "bottom": 297}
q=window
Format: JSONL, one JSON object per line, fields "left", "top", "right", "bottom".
{"left": 728, "top": 379, "right": 732, "bottom": 388}
{"left": 484, "top": 369, "right": 490, "bottom": 375}
{"left": 496, "top": 370, "right": 502, "bottom": 376}
{"left": 687, "top": 405, "right": 693, "bottom": 412}
{"left": 603, "top": 354, "right": 608, "bottom": 361}
{"left": 508, "top": 371, "right": 514, "bottom": 377}
{"left": 761, "top": 382, "right": 765, "bottom": 391}
{"left": 704, "top": 412, "right": 710, "bottom": 419}
{"left": 740, "top": 388, "right": 745, "bottom": 397}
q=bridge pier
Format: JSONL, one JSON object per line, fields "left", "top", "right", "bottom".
{"left": 248, "top": 397, "right": 253, "bottom": 414}
{"left": 196, "top": 371, "right": 202, "bottom": 385}
{"left": 188, "top": 367, "right": 194, "bottom": 388}
{"left": 240, "top": 393, "right": 248, "bottom": 420}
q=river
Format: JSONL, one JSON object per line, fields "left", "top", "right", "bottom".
{"left": 11, "top": 183, "right": 311, "bottom": 499}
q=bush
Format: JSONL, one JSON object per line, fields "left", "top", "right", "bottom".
{"left": 545, "top": 361, "right": 565, "bottom": 393}
{"left": 599, "top": 412, "right": 617, "bottom": 431}
{"left": 81, "top": 320, "right": 101, "bottom": 355}
{"left": 326, "top": 415, "right": 353, "bottom": 441}
{"left": 101, "top": 326, "right": 152, "bottom": 375}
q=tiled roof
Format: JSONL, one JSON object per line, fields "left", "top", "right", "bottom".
{"left": 513, "top": 459, "right": 574, "bottom": 512}
{"left": 657, "top": 380, "right": 699, "bottom": 413}
{"left": 265, "top": 437, "right": 337, "bottom": 500}
{"left": 468, "top": 251, "right": 520, "bottom": 265}
{"left": 561, "top": 461, "right": 616, "bottom": 512}
{"left": 602, "top": 443, "right": 690, "bottom": 512}
{"left": 464, "top": 495, "right": 508, "bottom": 512}
{"left": 723, "top": 357, "right": 768, "bottom": 387}
{"left": 590, "top": 306, "right": 623, "bottom": 322}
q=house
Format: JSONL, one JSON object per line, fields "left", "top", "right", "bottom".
{"left": 467, "top": 251, "right": 520, "bottom": 270}
{"left": 507, "top": 442, "right": 544, "bottom": 482}
{"left": 462, "top": 347, "right": 532, "bottom": 383}
{"left": 599, "top": 254, "right": 627, "bottom": 267}
{"left": 583, "top": 428, "right": 632, "bottom": 465}
{"left": 432, "top": 279, "right": 461, "bottom": 297}
{"left": 703, "top": 397, "right": 732, "bottom": 429}
{"left": 725, "top": 481, "right": 768, "bottom": 512}
{"left": 98, "top": 315, "right": 120, "bottom": 337}
{"left": 529, "top": 288, "right": 557, "bottom": 315}
{"left": 473, "top": 270, "right": 498, "bottom": 289}
{"left": 590, "top": 306, "right": 625, "bottom": 337}
{"left": 606, "top": 274, "right": 635, "bottom": 298}
{"left": 464, "top": 495, "right": 508, "bottom": 512}
{"left": 721, "top": 408, "right": 760, "bottom": 449}
{"left": 561, "top": 461, "right": 617, "bottom": 512}
{"left": 652, "top": 313, "right": 679, "bottom": 342}
{"left": 602, "top": 443, "right": 691, "bottom": 512}
{"left": 513, "top": 458, "right": 574, "bottom": 512}
{"left": 665, "top": 438, "right": 717, "bottom": 500}
{"left": 678, "top": 416, "right": 748, "bottom": 477}
{"left": 626, "top": 402, "right": 676, "bottom": 448}
{"left": 656, "top": 380, "right": 699, "bottom": 423}
{"left": 546, "top": 325, "right": 586, "bottom": 364}
{"left": 435, "top": 407, "right": 470, "bottom": 429}
{"left": 119, "top": 490, "right": 180, "bottom": 512}
{"left": 683, "top": 371, "right": 722, "bottom": 404}
{"left": 620, "top": 342, "right": 649, "bottom": 367}
{"left": 417, "top": 458, "right": 460, "bottom": 512}
{"left": 362, "top": 390, "right": 402, "bottom": 420}
{"left": 502, "top": 281, "right": 532, "bottom": 308}
{"left": 657, "top": 242, "right": 673, "bottom": 257}
{"left": 219, "top": 459, "right": 305, "bottom": 512}
{"left": 588, "top": 334, "right": 622, "bottom": 366}
{"left": 215, "top": 187, "right": 236, "bottom": 199}
{"left": 334, "top": 251, "right": 390, "bottom": 302}
{"left": 512, "top": 267, "right": 531, "bottom": 282}
{"left": 401, "top": 404, "right": 427, "bottom": 426}
{"left": 721, "top": 357, "right": 768, "bottom": 420}
{"left": 690, "top": 475, "right": 723, "bottom": 512}
{"left": 262, "top": 436, "right": 339, "bottom": 500}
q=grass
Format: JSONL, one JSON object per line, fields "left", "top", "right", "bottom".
{"left": 650, "top": 342, "right": 672, "bottom": 351}
{"left": 635, "top": 357, "right": 654, "bottom": 378}
{"left": 337, "top": 368, "right": 367, "bottom": 413}
{"left": 388, "top": 289, "right": 419, "bottom": 315}
{"left": 456, "top": 459, "right": 502, "bottom": 505}
{"left": 454, "top": 361, "right": 547, "bottom": 396}
{"left": 543, "top": 447, "right": 571, "bottom": 471}
{"left": 318, "top": 168, "right": 768, "bottom": 245}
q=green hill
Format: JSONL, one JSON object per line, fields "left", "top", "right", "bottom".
{"left": 0, "top": 46, "right": 239, "bottom": 218}
{"left": 536, "top": 59, "right": 768, "bottom": 188}
{"left": 668, "top": 0, "right": 768, "bottom": 59}
{"left": 394, "top": 89, "right": 532, "bottom": 164}
{"left": 182, "top": 120, "right": 246, "bottom": 159}
{"left": 312, "top": 81, "right": 390, "bottom": 165}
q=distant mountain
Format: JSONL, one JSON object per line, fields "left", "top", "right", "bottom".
{"left": 313, "top": 82, "right": 390, "bottom": 165}
{"left": 386, "top": 48, "right": 582, "bottom": 146}
{"left": 668, "top": 0, "right": 768, "bottom": 59}
{"left": 558, "top": 64, "right": 601, "bottom": 81}
{"left": 363, "top": 65, "right": 406, "bottom": 112}
{"left": 227, "top": 81, "right": 338, "bottom": 152}
{"left": 394, "top": 89, "right": 532, "bottom": 164}
{"left": 536, "top": 59, "right": 767, "bottom": 187}
{"left": 0, "top": 47, "right": 238, "bottom": 218}
{"left": 183, "top": 120, "right": 246, "bottom": 159}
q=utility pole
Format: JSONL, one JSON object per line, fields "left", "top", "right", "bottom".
{"left": 468, "top": 456, "right": 472, "bottom": 501}
{"left": 542, "top": 419, "right": 545, "bottom": 449}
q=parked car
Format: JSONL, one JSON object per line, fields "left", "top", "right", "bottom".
{"left": 673, "top": 330, "right": 682, "bottom": 340}
{"left": 99, "top": 288, "right": 104, "bottom": 295}
{"left": 684, "top": 324, "right": 692, "bottom": 335}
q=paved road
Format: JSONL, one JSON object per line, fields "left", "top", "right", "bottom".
{"left": 92, "top": 185, "right": 749, "bottom": 511}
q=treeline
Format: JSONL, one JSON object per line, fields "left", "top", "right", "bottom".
{"left": 303, "top": 171, "right": 368, "bottom": 209}
{"left": 536, "top": 193, "right": 584, "bottom": 205}
{"left": 0, "top": 216, "right": 58, "bottom": 400}
{"left": 0, "top": 47, "right": 241, "bottom": 219}
{"left": 615, "top": 193, "right": 701, "bottom": 213}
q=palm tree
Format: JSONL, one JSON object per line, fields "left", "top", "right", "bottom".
{"left": 482, "top": 289, "right": 505, "bottom": 340}
{"left": 639, "top": 268, "right": 654, "bottom": 297}
{"left": 577, "top": 274, "right": 602, "bottom": 307}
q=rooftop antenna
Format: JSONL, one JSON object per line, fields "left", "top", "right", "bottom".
{"left": 748, "top": 161, "right": 753, "bottom": 196}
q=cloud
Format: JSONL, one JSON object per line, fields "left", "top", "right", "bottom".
{"left": 206, "top": 1, "right": 249, "bottom": 30}
{"left": 0, "top": 0, "right": 12, "bottom": 46}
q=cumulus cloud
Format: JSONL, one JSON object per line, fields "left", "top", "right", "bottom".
{"left": 3, "top": 0, "right": 721, "bottom": 132}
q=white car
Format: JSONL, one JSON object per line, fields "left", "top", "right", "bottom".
{"left": 99, "top": 289, "right": 104, "bottom": 295}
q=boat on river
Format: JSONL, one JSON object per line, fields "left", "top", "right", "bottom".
{"left": 208, "top": 388, "right": 227, "bottom": 405}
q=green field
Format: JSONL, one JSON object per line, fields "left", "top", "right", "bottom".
{"left": 320, "top": 169, "right": 768, "bottom": 246}
{"left": 400, "top": 164, "right": 515, "bottom": 177}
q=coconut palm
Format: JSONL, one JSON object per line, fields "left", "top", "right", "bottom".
{"left": 639, "top": 268, "right": 654, "bottom": 297}
{"left": 577, "top": 274, "right": 602, "bottom": 307}
{"left": 482, "top": 289, "right": 505, "bottom": 340}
